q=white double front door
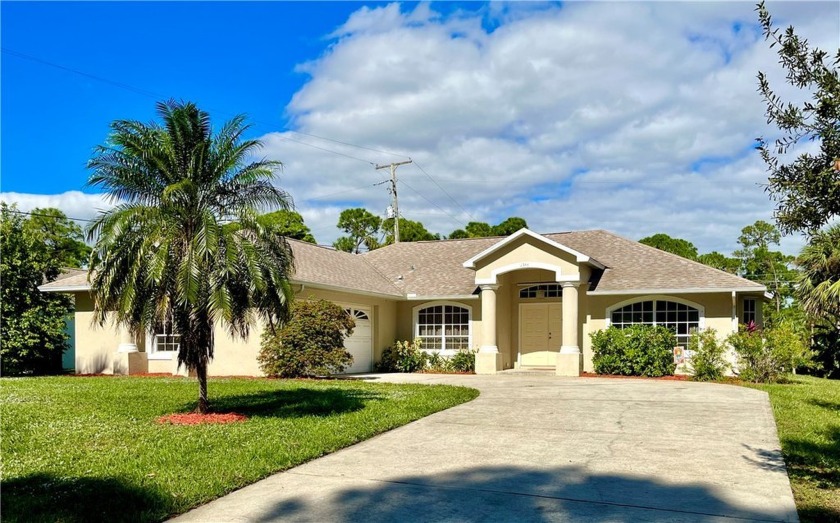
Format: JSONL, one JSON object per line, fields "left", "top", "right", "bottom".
{"left": 519, "top": 303, "right": 562, "bottom": 367}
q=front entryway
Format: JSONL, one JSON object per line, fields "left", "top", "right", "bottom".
{"left": 342, "top": 307, "right": 373, "bottom": 374}
{"left": 519, "top": 302, "right": 562, "bottom": 367}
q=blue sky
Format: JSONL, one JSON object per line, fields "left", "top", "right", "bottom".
{"left": 2, "top": 1, "right": 380, "bottom": 193}
{"left": 2, "top": 1, "right": 837, "bottom": 254}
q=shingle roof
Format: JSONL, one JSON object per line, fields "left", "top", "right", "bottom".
{"left": 287, "top": 240, "right": 403, "bottom": 297}
{"left": 362, "top": 230, "right": 763, "bottom": 296}
{"left": 38, "top": 268, "right": 90, "bottom": 291}
{"left": 544, "top": 230, "right": 765, "bottom": 293}
{"left": 40, "top": 230, "right": 764, "bottom": 297}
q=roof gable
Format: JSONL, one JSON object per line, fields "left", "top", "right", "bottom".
{"left": 462, "top": 228, "right": 603, "bottom": 269}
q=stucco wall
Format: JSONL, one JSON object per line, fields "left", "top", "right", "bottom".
{"left": 583, "top": 292, "right": 738, "bottom": 373}
{"left": 474, "top": 236, "right": 580, "bottom": 282}
{"left": 73, "top": 292, "right": 144, "bottom": 374}
{"left": 70, "top": 287, "right": 398, "bottom": 377}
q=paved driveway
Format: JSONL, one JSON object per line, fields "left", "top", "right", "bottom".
{"left": 172, "top": 374, "right": 798, "bottom": 522}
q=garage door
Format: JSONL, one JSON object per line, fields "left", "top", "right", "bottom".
{"left": 342, "top": 307, "right": 373, "bottom": 374}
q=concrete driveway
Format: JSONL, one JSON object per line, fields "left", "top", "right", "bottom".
{"left": 172, "top": 374, "right": 798, "bottom": 522}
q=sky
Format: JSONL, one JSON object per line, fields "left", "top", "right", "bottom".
{"left": 2, "top": 1, "right": 838, "bottom": 256}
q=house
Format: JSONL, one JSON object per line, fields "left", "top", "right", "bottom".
{"left": 40, "top": 228, "right": 766, "bottom": 376}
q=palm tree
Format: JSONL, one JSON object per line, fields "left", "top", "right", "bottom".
{"left": 87, "top": 100, "right": 294, "bottom": 413}
{"left": 796, "top": 224, "right": 840, "bottom": 322}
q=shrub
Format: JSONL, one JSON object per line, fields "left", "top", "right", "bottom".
{"left": 591, "top": 325, "right": 676, "bottom": 377}
{"left": 727, "top": 322, "right": 814, "bottom": 383}
{"left": 377, "top": 339, "right": 427, "bottom": 373}
{"left": 450, "top": 350, "right": 476, "bottom": 373}
{"left": 687, "top": 328, "right": 729, "bottom": 381}
{"left": 425, "top": 352, "right": 453, "bottom": 373}
{"left": 258, "top": 299, "right": 355, "bottom": 378}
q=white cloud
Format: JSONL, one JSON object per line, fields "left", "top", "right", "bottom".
{"left": 10, "top": 2, "right": 835, "bottom": 258}
{"left": 0, "top": 191, "right": 115, "bottom": 223}
{"left": 263, "top": 0, "right": 836, "bottom": 255}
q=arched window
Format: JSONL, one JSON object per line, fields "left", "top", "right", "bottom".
{"left": 414, "top": 303, "right": 471, "bottom": 352}
{"left": 608, "top": 299, "right": 702, "bottom": 347}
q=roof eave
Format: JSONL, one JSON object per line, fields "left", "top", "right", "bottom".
{"left": 39, "top": 284, "right": 90, "bottom": 293}
{"left": 587, "top": 286, "right": 768, "bottom": 296}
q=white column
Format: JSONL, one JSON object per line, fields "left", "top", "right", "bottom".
{"left": 557, "top": 282, "right": 581, "bottom": 376}
{"left": 476, "top": 283, "right": 503, "bottom": 374}
{"left": 479, "top": 284, "right": 499, "bottom": 353}
{"left": 560, "top": 282, "right": 580, "bottom": 353}
{"left": 117, "top": 325, "right": 138, "bottom": 353}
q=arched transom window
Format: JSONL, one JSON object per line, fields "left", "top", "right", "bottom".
{"left": 416, "top": 304, "right": 470, "bottom": 352}
{"left": 519, "top": 284, "right": 563, "bottom": 299}
{"left": 609, "top": 300, "right": 701, "bottom": 347}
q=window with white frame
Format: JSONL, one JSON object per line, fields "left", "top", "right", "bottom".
{"left": 519, "top": 284, "right": 563, "bottom": 299}
{"left": 743, "top": 298, "right": 756, "bottom": 325}
{"left": 609, "top": 300, "right": 701, "bottom": 348}
{"left": 416, "top": 304, "right": 470, "bottom": 352}
{"left": 153, "top": 322, "right": 180, "bottom": 353}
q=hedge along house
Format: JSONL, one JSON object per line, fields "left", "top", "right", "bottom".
{"left": 40, "top": 228, "right": 767, "bottom": 377}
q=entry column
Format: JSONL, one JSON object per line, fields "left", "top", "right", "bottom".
{"left": 556, "top": 282, "right": 582, "bottom": 376}
{"left": 476, "top": 284, "right": 503, "bottom": 374}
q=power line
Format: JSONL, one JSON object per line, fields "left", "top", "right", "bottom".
{"left": 1, "top": 47, "right": 380, "bottom": 167}
{"left": 4, "top": 208, "right": 95, "bottom": 223}
{"left": 398, "top": 179, "right": 468, "bottom": 230}
{"left": 411, "top": 159, "right": 476, "bottom": 222}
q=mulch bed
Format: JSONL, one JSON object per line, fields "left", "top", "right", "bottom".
{"left": 156, "top": 412, "right": 248, "bottom": 425}
{"left": 580, "top": 372, "right": 689, "bottom": 381}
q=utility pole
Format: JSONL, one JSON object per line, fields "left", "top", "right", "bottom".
{"left": 375, "top": 159, "right": 412, "bottom": 243}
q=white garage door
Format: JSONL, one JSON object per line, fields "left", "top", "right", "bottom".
{"left": 342, "top": 307, "right": 373, "bottom": 374}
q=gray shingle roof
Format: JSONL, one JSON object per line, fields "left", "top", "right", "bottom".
{"left": 40, "top": 230, "right": 764, "bottom": 296}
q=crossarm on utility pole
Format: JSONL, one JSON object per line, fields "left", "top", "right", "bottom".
{"left": 375, "top": 159, "right": 412, "bottom": 243}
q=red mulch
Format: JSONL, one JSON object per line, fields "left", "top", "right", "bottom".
{"left": 156, "top": 412, "right": 248, "bottom": 425}
{"left": 580, "top": 372, "right": 689, "bottom": 381}
{"left": 70, "top": 373, "right": 184, "bottom": 378}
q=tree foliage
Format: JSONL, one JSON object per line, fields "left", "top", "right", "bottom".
{"left": 334, "top": 208, "right": 381, "bottom": 253}
{"left": 756, "top": 1, "right": 840, "bottom": 234}
{"left": 448, "top": 217, "right": 528, "bottom": 239}
{"left": 734, "top": 220, "right": 797, "bottom": 315}
{"left": 258, "top": 299, "right": 355, "bottom": 378}
{"left": 86, "top": 100, "right": 294, "bottom": 412}
{"left": 0, "top": 204, "right": 78, "bottom": 375}
{"left": 697, "top": 251, "right": 740, "bottom": 274}
{"left": 492, "top": 217, "right": 528, "bottom": 236}
{"left": 381, "top": 217, "right": 439, "bottom": 244}
{"left": 795, "top": 224, "right": 840, "bottom": 321}
{"left": 258, "top": 210, "right": 316, "bottom": 244}
{"left": 638, "top": 233, "right": 699, "bottom": 260}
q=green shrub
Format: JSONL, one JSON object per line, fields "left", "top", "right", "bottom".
{"left": 727, "top": 322, "right": 814, "bottom": 383}
{"left": 425, "top": 352, "right": 453, "bottom": 373}
{"left": 377, "top": 339, "right": 427, "bottom": 373}
{"left": 450, "top": 350, "right": 476, "bottom": 373}
{"left": 591, "top": 325, "right": 676, "bottom": 377}
{"left": 258, "top": 299, "right": 355, "bottom": 378}
{"left": 687, "top": 328, "right": 729, "bottom": 381}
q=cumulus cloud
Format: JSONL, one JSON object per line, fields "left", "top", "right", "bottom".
{"left": 11, "top": 2, "right": 835, "bottom": 257}
{"left": 0, "top": 191, "right": 115, "bottom": 223}
{"left": 263, "top": 0, "right": 836, "bottom": 255}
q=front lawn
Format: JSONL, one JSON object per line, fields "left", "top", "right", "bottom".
{"left": 745, "top": 375, "right": 840, "bottom": 522}
{"left": 0, "top": 376, "right": 478, "bottom": 522}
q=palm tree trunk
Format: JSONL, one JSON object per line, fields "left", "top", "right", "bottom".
{"left": 197, "top": 359, "right": 209, "bottom": 414}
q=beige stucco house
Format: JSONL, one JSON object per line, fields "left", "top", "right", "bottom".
{"left": 40, "top": 228, "right": 766, "bottom": 377}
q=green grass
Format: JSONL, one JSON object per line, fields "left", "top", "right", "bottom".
{"left": 744, "top": 375, "right": 840, "bottom": 523}
{"left": 0, "top": 375, "right": 479, "bottom": 522}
